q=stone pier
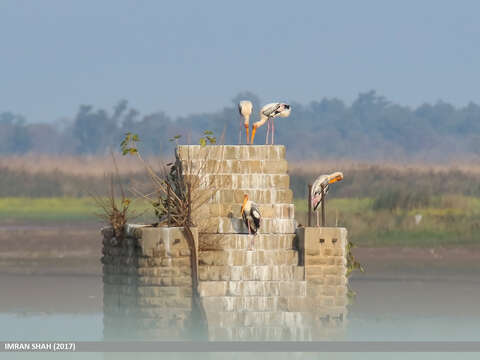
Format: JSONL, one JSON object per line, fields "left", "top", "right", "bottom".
{"left": 102, "top": 145, "right": 349, "bottom": 341}
{"left": 179, "top": 145, "right": 348, "bottom": 340}
{"left": 102, "top": 226, "right": 198, "bottom": 340}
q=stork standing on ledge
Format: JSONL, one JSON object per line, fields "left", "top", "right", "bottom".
{"left": 238, "top": 100, "right": 253, "bottom": 144}
{"left": 241, "top": 194, "right": 261, "bottom": 249}
{"left": 311, "top": 172, "right": 344, "bottom": 226}
{"left": 251, "top": 102, "right": 291, "bottom": 145}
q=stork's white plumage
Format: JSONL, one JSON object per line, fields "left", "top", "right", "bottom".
{"left": 238, "top": 100, "right": 253, "bottom": 144}
{"left": 251, "top": 102, "right": 291, "bottom": 144}
{"left": 241, "top": 194, "right": 261, "bottom": 239}
{"left": 311, "top": 172, "right": 344, "bottom": 211}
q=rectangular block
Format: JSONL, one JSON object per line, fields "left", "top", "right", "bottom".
{"left": 210, "top": 189, "right": 293, "bottom": 204}
{"left": 198, "top": 250, "right": 299, "bottom": 266}
{"left": 198, "top": 265, "right": 304, "bottom": 281}
{"left": 178, "top": 145, "right": 286, "bottom": 161}
{"left": 199, "top": 217, "right": 297, "bottom": 234}
{"left": 198, "top": 281, "right": 228, "bottom": 297}
{"left": 199, "top": 234, "right": 297, "bottom": 251}
{"left": 135, "top": 227, "right": 198, "bottom": 259}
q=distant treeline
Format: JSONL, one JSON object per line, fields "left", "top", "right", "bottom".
{"left": 2, "top": 91, "right": 480, "bottom": 161}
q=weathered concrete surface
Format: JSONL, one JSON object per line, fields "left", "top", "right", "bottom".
{"left": 101, "top": 146, "right": 349, "bottom": 341}
{"left": 178, "top": 145, "right": 286, "bottom": 161}
{"left": 101, "top": 226, "right": 197, "bottom": 340}
{"left": 177, "top": 145, "right": 348, "bottom": 340}
{"left": 297, "top": 227, "right": 349, "bottom": 319}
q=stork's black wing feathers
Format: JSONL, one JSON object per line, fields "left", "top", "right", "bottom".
{"left": 313, "top": 184, "right": 329, "bottom": 211}
{"left": 262, "top": 103, "right": 281, "bottom": 117}
{"left": 242, "top": 209, "right": 248, "bottom": 228}
{"left": 250, "top": 205, "right": 261, "bottom": 234}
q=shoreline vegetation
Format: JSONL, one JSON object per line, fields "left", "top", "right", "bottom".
{"left": 0, "top": 196, "right": 478, "bottom": 247}
{"left": 0, "top": 155, "right": 479, "bottom": 247}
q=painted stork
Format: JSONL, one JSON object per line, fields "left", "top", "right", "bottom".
{"left": 311, "top": 172, "right": 344, "bottom": 216}
{"left": 250, "top": 102, "right": 291, "bottom": 145}
{"left": 241, "top": 194, "right": 261, "bottom": 248}
{"left": 238, "top": 100, "right": 253, "bottom": 144}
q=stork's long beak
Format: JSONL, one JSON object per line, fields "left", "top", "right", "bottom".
{"left": 245, "top": 124, "right": 250, "bottom": 145}
{"left": 250, "top": 126, "right": 257, "bottom": 144}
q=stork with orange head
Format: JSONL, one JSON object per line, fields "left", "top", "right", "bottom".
{"left": 240, "top": 194, "right": 261, "bottom": 249}
{"left": 238, "top": 100, "right": 253, "bottom": 144}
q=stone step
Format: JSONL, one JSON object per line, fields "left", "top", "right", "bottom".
{"left": 198, "top": 250, "right": 299, "bottom": 266}
{"left": 186, "top": 173, "right": 290, "bottom": 190}
{"left": 209, "top": 326, "right": 312, "bottom": 341}
{"left": 199, "top": 265, "right": 304, "bottom": 281}
{"left": 196, "top": 203, "right": 294, "bottom": 220}
{"left": 199, "top": 234, "right": 297, "bottom": 251}
{"left": 201, "top": 296, "right": 345, "bottom": 316}
{"left": 198, "top": 281, "right": 306, "bottom": 297}
{"left": 104, "top": 316, "right": 191, "bottom": 330}
{"left": 104, "top": 326, "right": 188, "bottom": 341}
{"left": 206, "top": 311, "right": 311, "bottom": 328}
{"left": 199, "top": 217, "right": 297, "bottom": 234}
{"left": 104, "top": 306, "right": 192, "bottom": 319}
{"left": 209, "top": 189, "right": 293, "bottom": 204}
{"left": 178, "top": 145, "right": 286, "bottom": 161}
{"left": 183, "top": 159, "right": 288, "bottom": 175}
{"left": 201, "top": 296, "right": 310, "bottom": 312}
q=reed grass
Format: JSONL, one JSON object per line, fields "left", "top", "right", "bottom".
{"left": 295, "top": 195, "right": 480, "bottom": 247}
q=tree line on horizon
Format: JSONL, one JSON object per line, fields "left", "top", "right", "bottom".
{"left": 1, "top": 90, "right": 480, "bottom": 161}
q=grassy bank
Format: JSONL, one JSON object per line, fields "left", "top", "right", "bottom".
{"left": 0, "top": 197, "right": 153, "bottom": 223}
{"left": 295, "top": 196, "right": 480, "bottom": 247}
{"left": 1, "top": 155, "right": 479, "bottom": 246}
{"left": 1, "top": 196, "right": 478, "bottom": 247}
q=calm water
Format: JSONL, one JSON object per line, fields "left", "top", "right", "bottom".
{"left": 1, "top": 269, "right": 479, "bottom": 342}
{"left": 1, "top": 312, "right": 479, "bottom": 342}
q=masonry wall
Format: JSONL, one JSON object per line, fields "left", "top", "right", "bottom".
{"left": 101, "top": 145, "right": 349, "bottom": 341}
{"left": 101, "top": 226, "right": 197, "bottom": 340}
{"left": 178, "top": 145, "right": 348, "bottom": 340}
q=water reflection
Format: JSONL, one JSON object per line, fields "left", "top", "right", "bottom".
{"left": 103, "top": 288, "right": 347, "bottom": 341}
{"left": 2, "top": 275, "right": 480, "bottom": 343}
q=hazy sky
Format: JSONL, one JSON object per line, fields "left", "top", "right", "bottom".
{"left": 1, "top": 0, "right": 480, "bottom": 122}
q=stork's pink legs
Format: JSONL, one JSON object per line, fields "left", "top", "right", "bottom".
{"left": 265, "top": 118, "right": 270, "bottom": 144}
{"left": 271, "top": 118, "right": 275, "bottom": 145}
{"left": 239, "top": 120, "right": 242, "bottom": 144}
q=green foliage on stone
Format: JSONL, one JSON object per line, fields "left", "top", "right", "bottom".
{"left": 199, "top": 130, "right": 216, "bottom": 147}
{"left": 346, "top": 240, "right": 364, "bottom": 278}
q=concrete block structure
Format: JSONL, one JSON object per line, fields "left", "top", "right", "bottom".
{"left": 102, "top": 145, "right": 349, "bottom": 341}
{"left": 180, "top": 145, "right": 348, "bottom": 340}
{"left": 102, "top": 226, "right": 198, "bottom": 340}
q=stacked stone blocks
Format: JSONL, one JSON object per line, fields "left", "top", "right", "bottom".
{"left": 180, "top": 145, "right": 315, "bottom": 340}
{"left": 101, "top": 145, "right": 349, "bottom": 341}
{"left": 297, "top": 227, "right": 349, "bottom": 320}
{"left": 102, "top": 226, "right": 197, "bottom": 340}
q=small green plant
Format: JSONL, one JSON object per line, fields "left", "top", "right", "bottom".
{"left": 91, "top": 153, "right": 135, "bottom": 240}
{"left": 345, "top": 239, "right": 364, "bottom": 301}
{"left": 199, "top": 130, "right": 216, "bottom": 147}
{"left": 120, "top": 132, "right": 139, "bottom": 155}
{"left": 346, "top": 239, "right": 364, "bottom": 277}
{"left": 169, "top": 134, "right": 182, "bottom": 146}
